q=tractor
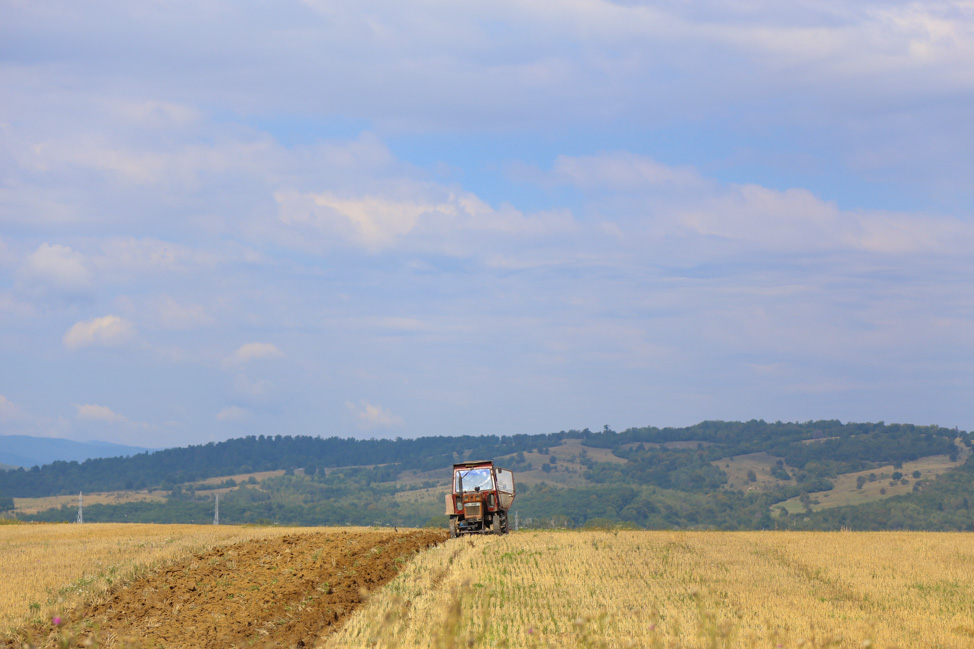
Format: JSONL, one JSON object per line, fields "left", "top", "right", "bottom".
{"left": 445, "top": 460, "right": 516, "bottom": 537}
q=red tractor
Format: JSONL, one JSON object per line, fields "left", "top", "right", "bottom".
{"left": 445, "top": 460, "right": 516, "bottom": 537}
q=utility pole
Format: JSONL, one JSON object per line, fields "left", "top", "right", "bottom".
{"left": 213, "top": 493, "right": 219, "bottom": 525}
{"left": 76, "top": 492, "right": 83, "bottom": 524}
{"left": 514, "top": 510, "right": 518, "bottom": 532}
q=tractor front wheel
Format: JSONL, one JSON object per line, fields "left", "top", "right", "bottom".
{"left": 491, "top": 515, "right": 502, "bottom": 535}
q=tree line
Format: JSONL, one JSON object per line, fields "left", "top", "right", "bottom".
{"left": 7, "top": 420, "right": 973, "bottom": 531}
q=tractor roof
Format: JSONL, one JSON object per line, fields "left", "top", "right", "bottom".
{"left": 452, "top": 460, "right": 494, "bottom": 470}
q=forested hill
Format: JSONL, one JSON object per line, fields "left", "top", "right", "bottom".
{"left": 0, "top": 420, "right": 961, "bottom": 499}
{"left": 0, "top": 431, "right": 570, "bottom": 497}
{"left": 6, "top": 420, "right": 974, "bottom": 531}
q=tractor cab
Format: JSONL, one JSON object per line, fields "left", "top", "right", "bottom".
{"left": 445, "top": 460, "right": 515, "bottom": 537}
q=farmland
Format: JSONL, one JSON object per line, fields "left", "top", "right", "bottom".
{"left": 1, "top": 523, "right": 445, "bottom": 648}
{"left": 12, "top": 490, "right": 168, "bottom": 515}
{"left": 4, "top": 525, "right": 974, "bottom": 648}
{"left": 0, "top": 523, "right": 336, "bottom": 632}
{"left": 334, "top": 529, "right": 974, "bottom": 648}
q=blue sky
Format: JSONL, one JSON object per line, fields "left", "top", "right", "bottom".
{"left": 2, "top": 0, "right": 973, "bottom": 447}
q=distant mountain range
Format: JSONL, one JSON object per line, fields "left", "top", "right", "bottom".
{"left": 0, "top": 435, "right": 154, "bottom": 469}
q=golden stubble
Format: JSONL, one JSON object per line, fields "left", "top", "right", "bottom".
{"left": 323, "top": 530, "right": 974, "bottom": 649}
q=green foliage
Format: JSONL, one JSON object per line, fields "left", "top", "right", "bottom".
{"left": 585, "top": 448, "right": 728, "bottom": 491}
{"left": 0, "top": 431, "right": 572, "bottom": 498}
{"left": 7, "top": 420, "right": 973, "bottom": 532}
{"left": 582, "top": 420, "right": 958, "bottom": 480}
{"left": 791, "top": 456, "right": 974, "bottom": 531}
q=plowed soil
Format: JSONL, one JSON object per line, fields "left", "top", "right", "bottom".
{"left": 11, "top": 528, "right": 447, "bottom": 649}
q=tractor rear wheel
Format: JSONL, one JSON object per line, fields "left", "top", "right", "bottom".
{"left": 449, "top": 518, "right": 458, "bottom": 538}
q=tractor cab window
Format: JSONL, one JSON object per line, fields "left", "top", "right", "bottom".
{"left": 496, "top": 468, "right": 514, "bottom": 494}
{"left": 456, "top": 468, "right": 493, "bottom": 492}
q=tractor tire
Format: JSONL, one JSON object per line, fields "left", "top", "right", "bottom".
{"left": 449, "top": 518, "right": 458, "bottom": 538}
{"left": 499, "top": 511, "right": 509, "bottom": 534}
{"left": 491, "top": 515, "right": 502, "bottom": 535}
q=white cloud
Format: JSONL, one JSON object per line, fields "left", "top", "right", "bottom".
{"left": 273, "top": 186, "right": 576, "bottom": 254}
{"left": 676, "top": 183, "right": 974, "bottom": 255}
{"left": 346, "top": 400, "right": 405, "bottom": 431}
{"left": 17, "top": 243, "right": 92, "bottom": 296}
{"left": 13, "top": 129, "right": 279, "bottom": 188}
{"left": 94, "top": 238, "right": 202, "bottom": 276}
{"left": 111, "top": 100, "right": 201, "bottom": 129}
{"left": 233, "top": 374, "right": 274, "bottom": 399}
{"left": 512, "top": 153, "right": 974, "bottom": 260}
{"left": 0, "top": 292, "right": 36, "bottom": 320}
{"left": 0, "top": 237, "right": 10, "bottom": 268}
{"left": 63, "top": 315, "right": 137, "bottom": 350}
{"left": 0, "top": 395, "right": 26, "bottom": 421}
{"left": 216, "top": 405, "right": 251, "bottom": 422}
{"left": 222, "top": 343, "right": 284, "bottom": 368}
{"left": 551, "top": 152, "right": 704, "bottom": 190}
{"left": 276, "top": 191, "right": 440, "bottom": 251}
{"left": 75, "top": 403, "right": 129, "bottom": 424}
{"left": 148, "top": 295, "right": 215, "bottom": 330}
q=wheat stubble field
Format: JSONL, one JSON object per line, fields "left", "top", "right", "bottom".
{"left": 3, "top": 524, "right": 974, "bottom": 648}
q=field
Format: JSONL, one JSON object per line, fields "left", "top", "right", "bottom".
{"left": 5, "top": 525, "right": 974, "bottom": 648}
{"left": 777, "top": 446, "right": 970, "bottom": 514}
{"left": 333, "top": 530, "right": 974, "bottom": 648}
{"left": 10, "top": 471, "right": 289, "bottom": 516}
{"left": 12, "top": 490, "right": 169, "bottom": 515}
{"left": 1, "top": 524, "right": 444, "bottom": 648}
{"left": 716, "top": 452, "right": 792, "bottom": 491}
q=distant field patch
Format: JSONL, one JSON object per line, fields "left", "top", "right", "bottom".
{"left": 716, "top": 452, "right": 794, "bottom": 491}
{"left": 190, "top": 469, "right": 285, "bottom": 486}
{"left": 13, "top": 490, "right": 167, "bottom": 515}
{"left": 777, "top": 449, "right": 969, "bottom": 514}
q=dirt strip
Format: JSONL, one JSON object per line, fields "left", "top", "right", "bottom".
{"left": 10, "top": 529, "right": 447, "bottom": 649}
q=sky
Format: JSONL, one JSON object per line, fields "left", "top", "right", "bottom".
{"left": 2, "top": 0, "right": 974, "bottom": 448}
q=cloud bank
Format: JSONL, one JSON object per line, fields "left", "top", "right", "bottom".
{"left": 2, "top": 0, "right": 972, "bottom": 446}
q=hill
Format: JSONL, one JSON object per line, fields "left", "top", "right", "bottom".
{"left": 3, "top": 420, "right": 972, "bottom": 530}
{"left": 0, "top": 435, "right": 154, "bottom": 468}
